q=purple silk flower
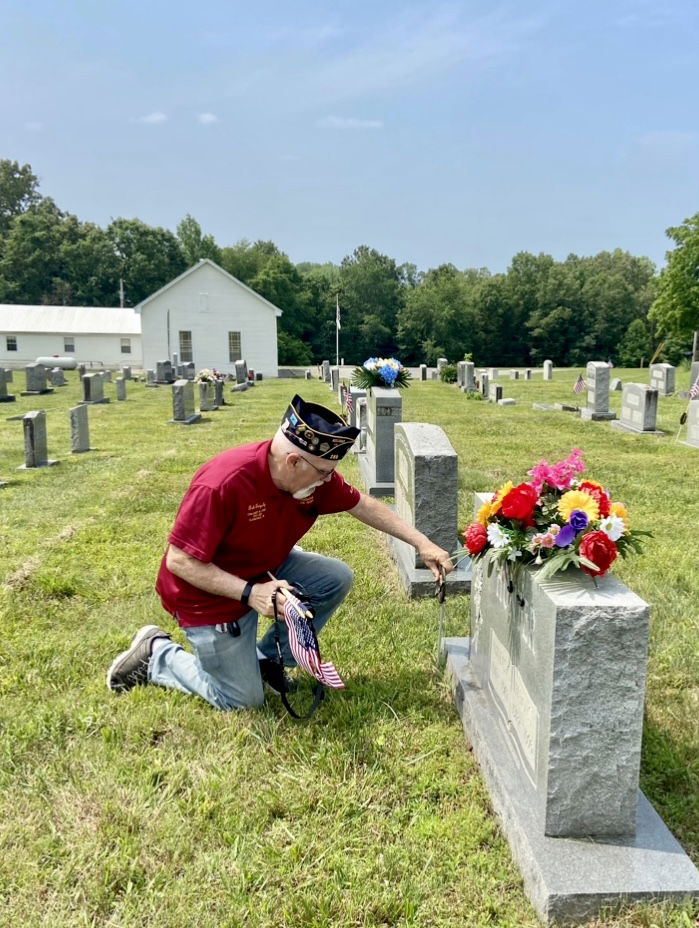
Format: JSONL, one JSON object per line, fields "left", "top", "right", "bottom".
{"left": 555, "top": 509, "right": 589, "bottom": 547}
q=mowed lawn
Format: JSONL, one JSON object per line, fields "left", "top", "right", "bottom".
{"left": 0, "top": 371, "right": 697, "bottom": 928}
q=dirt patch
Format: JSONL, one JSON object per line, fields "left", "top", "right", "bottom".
{"left": 4, "top": 556, "right": 41, "bottom": 591}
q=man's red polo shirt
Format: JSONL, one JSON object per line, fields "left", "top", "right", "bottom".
{"left": 155, "top": 439, "right": 360, "bottom": 627}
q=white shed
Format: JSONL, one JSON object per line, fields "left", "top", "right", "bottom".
{"left": 137, "top": 259, "right": 282, "bottom": 377}
{"left": 0, "top": 304, "right": 142, "bottom": 368}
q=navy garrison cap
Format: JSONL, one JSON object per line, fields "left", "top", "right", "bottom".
{"left": 280, "top": 394, "right": 359, "bottom": 460}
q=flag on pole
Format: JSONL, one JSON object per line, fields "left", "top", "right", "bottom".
{"left": 345, "top": 389, "right": 354, "bottom": 415}
{"left": 280, "top": 590, "right": 345, "bottom": 689}
{"left": 573, "top": 373, "right": 586, "bottom": 394}
{"left": 690, "top": 375, "right": 699, "bottom": 400}
{"left": 336, "top": 294, "right": 341, "bottom": 331}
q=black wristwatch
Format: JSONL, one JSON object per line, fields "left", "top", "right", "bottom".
{"left": 241, "top": 582, "right": 254, "bottom": 607}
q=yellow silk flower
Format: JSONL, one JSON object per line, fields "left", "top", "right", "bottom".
{"left": 558, "top": 489, "right": 599, "bottom": 522}
{"left": 610, "top": 501, "right": 629, "bottom": 529}
{"left": 490, "top": 481, "right": 514, "bottom": 517}
{"left": 477, "top": 501, "right": 492, "bottom": 526}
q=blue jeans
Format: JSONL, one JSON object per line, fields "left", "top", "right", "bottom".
{"left": 148, "top": 548, "right": 353, "bottom": 710}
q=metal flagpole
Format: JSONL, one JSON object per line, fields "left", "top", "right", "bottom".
{"left": 335, "top": 294, "right": 340, "bottom": 372}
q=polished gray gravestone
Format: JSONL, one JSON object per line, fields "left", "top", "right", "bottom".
{"left": 145, "top": 369, "right": 158, "bottom": 388}
{"left": 50, "top": 367, "right": 66, "bottom": 387}
{"left": 156, "top": 360, "right": 174, "bottom": 384}
{"left": 214, "top": 380, "right": 225, "bottom": 407}
{"left": 464, "top": 361, "right": 476, "bottom": 392}
{"left": 19, "top": 411, "right": 58, "bottom": 468}
{"left": 580, "top": 361, "right": 616, "bottom": 421}
{"left": 170, "top": 380, "right": 201, "bottom": 425}
{"left": 81, "top": 373, "right": 109, "bottom": 404}
{"left": 3, "top": 368, "right": 12, "bottom": 383}
{"left": 480, "top": 372, "right": 489, "bottom": 397}
{"left": 685, "top": 398, "right": 699, "bottom": 449}
{"left": 353, "top": 397, "right": 367, "bottom": 452}
{"left": 0, "top": 368, "right": 16, "bottom": 403}
{"left": 543, "top": 359, "right": 553, "bottom": 381}
{"left": 116, "top": 377, "right": 126, "bottom": 401}
{"left": 121, "top": 365, "right": 132, "bottom": 380}
{"left": 649, "top": 363, "right": 676, "bottom": 396}
{"left": 330, "top": 367, "right": 339, "bottom": 392}
{"left": 198, "top": 381, "right": 218, "bottom": 412}
{"left": 70, "top": 404, "right": 91, "bottom": 452}
{"left": 388, "top": 423, "right": 471, "bottom": 596}
{"left": 357, "top": 387, "right": 401, "bottom": 495}
{"left": 488, "top": 382, "right": 503, "bottom": 403}
{"left": 612, "top": 383, "right": 661, "bottom": 434}
{"left": 437, "top": 357, "right": 448, "bottom": 374}
{"left": 419, "top": 364, "right": 427, "bottom": 381}
{"left": 444, "top": 531, "right": 699, "bottom": 923}
{"left": 234, "top": 359, "right": 248, "bottom": 384}
{"left": 21, "top": 364, "right": 53, "bottom": 396}
{"left": 321, "top": 359, "right": 331, "bottom": 384}
{"left": 457, "top": 361, "right": 466, "bottom": 388}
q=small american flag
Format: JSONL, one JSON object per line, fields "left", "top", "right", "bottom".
{"left": 690, "top": 376, "right": 699, "bottom": 400}
{"left": 345, "top": 389, "right": 354, "bottom": 415}
{"left": 281, "top": 590, "right": 345, "bottom": 689}
{"left": 573, "top": 373, "right": 587, "bottom": 394}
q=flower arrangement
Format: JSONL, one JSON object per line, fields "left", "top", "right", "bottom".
{"left": 195, "top": 368, "right": 224, "bottom": 383}
{"left": 461, "top": 449, "right": 648, "bottom": 581}
{"left": 351, "top": 357, "right": 412, "bottom": 391}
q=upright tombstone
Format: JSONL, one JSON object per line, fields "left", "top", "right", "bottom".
{"left": 172, "top": 353, "right": 179, "bottom": 375}
{"left": 50, "top": 367, "right": 66, "bottom": 387}
{"left": 4, "top": 368, "right": 12, "bottom": 383}
{"left": 321, "top": 360, "right": 331, "bottom": 384}
{"left": 525, "top": 369, "right": 532, "bottom": 380}
{"left": 70, "top": 404, "right": 91, "bottom": 453}
{"left": 156, "top": 360, "right": 174, "bottom": 384}
{"left": 488, "top": 382, "right": 503, "bottom": 404}
{"left": 357, "top": 387, "right": 401, "bottom": 495}
{"left": 330, "top": 367, "right": 339, "bottom": 392}
{"left": 145, "top": 369, "right": 158, "bottom": 388}
{"left": 444, "top": 530, "right": 699, "bottom": 923}
{"left": 510, "top": 370, "right": 519, "bottom": 380}
{"left": 611, "top": 377, "right": 623, "bottom": 391}
{"left": 685, "top": 399, "right": 699, "bottom": 449}
{"left": 198, "top": 381, "right": 218, "bottom": 412}
{"left": 580, "top": 361, "right": 616, "bottom": 421}
{"left": 183, "top": 362, "right": 196, "bottom": 381}
{"left": 543, "top": 359, "right": 553, "bottom": 381}
{"left": 21, "top": 364, "right": 53, "bottom": 396}
{"left": 304, "top": 369, "right": 312, "bottom": 380}
{"left": 353, "top": 397, "right": 367, "bottom": 452}
{"left": 612, "top": 384, "right": 661, "bottom": 434}
{"left": 116, "top": 377, "right": 126, "bottom": 401}
{"left": 121, "top": 365, "right": 132, "bottom": 381}
{"left": 480, "top": 373, "right": 489, "bottom": 398}
{"left": 78, "top": 364, "right": 87, "bottom": 378}
{"left": 464, "top": 361, "right": 476, "bottom": 392}
{"left": 690, "top": 361, "right": 699, "bottom": 394}
{"left": 213, "top": 380, "right": 225, "bottom": 407}
{"left": 487, "top": 367, "right": 499, "bottom": 381}
{"left": 81, "top": 373, "right": 109, "bottom": 405}
{"left": 419, "top": 364, "right": 427, "bottom": 381}
{"left": 346, "top": 386, "right": 365, "bottom": 431}
{"left": 0, "top": 368, "right": 16, "bottom": 403}
{"left": 19, "top": 411, "right": 58, "bottom": 468}
{"left": 170, "top": 380, "right": 201, "bottom": 425}
{"left": 649, "top": 363, "right": 676, "bottom": 396}
{"left": 457, "top": 361, "right": 466, "bottom": 388}
{"left": 388, "top": 423, "right": 471, "bottom": 596}
{"left": 102, "top": 370, "right": 112, "bottom": 383}
{"left": 234, "top": 359, "right": 248, "bottom": 384}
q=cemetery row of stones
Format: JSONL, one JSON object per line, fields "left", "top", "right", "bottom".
{"left": 321, "top": 369, "right": 699, "bottom": 923}
{"left": 0, "top": 359, "right": 259, "bottom": 476}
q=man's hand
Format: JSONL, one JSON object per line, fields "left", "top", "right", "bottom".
{"left": 247, "top": 578, "right": 293, "bottom": 618}
{"left": 418, "top": 542, "right": 454, "bottom": 581}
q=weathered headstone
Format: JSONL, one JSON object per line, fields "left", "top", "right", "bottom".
{"left": 183, "top": 362, "right": 196, "bottom": 381}
{"left": 580, "top": 361, "right": 616, "bottom": 421}
{"left": 353, "top": 397, "right": 367, "bottom": 452}
{"left": 690, "top": 361, "right": 699, "bottom": 394}
{"left": 50, "top": 367, "right": 66, "bottom": 387}
{"left": 488, "top": 383, "right": 503, "bottom": 403}
{"left": 19, "top": 411, "right": 58, "bottom": 468}
{"left": 304, "top": 369, "right": 312, "bottom": 380}
{"left": 330, "top": 368, "right": 339, "bottom": 392}
{"left": 70, "top": 404, "right": 91, "bottom": 452}
{"left": 611, "top": 377, "right": 623, "bottom": 391}
{"left": 21, "top": 364, "right": 53, "bottom": 396}
{"left": 321, "top": 360, "right": 331, "bottom": 384}
{"left": 0, "top": 368, "right": 16, "bottom": 403}
{"left": 116, "top": 377, "right": 126, "bottom": 401}
{"left": 444, "top": 538, "right": 699, "bottom": 923}
{"left": 170, "top": 380, "right": 201, "bottom": 424}
{"left": 346, "top": 387, "right": 365, "bottom": 432}
{"left": 388, "top": 424, "right": 471, "bottom": 596}
{"left": 235, "top": 360, "right": 248, "bottom": 384}
{"left": 543, "top": 359, "right": 553, "bottom": 381}
{"left": 102, "top": 370, "right": 113, "bottom": 383}
{"left": 357, "top": 387, "right": 401, "bottom": 496}
{"left": 213, "top": 380, "right": 225, "bottom": 407}
{"left": 419, "top": 364, "right": 427, "bottom": 381}
{"left": 685, "top": 399, "right": 699, "bottom": 448}
{"left": 510, "top": 370, "right": 519, "bottom": 380}
{"left": 172, "top": 352, "right": 178, "bottom": 374}
{"left": 464, "top": 361, "right": 476, "bottom": 392}
{"left": 156, "top": 361, "right": 174, "bottom": 384}
{"left": 121, "top": 365, "right": 132, "bottom": 380}
{"left": 612, "top": 384, "right": 661, "bottom": 434}
{"left": 457, "top": 361, "right": 466, "bottom": 388}
{"left": 487, "top": 367, "right": 499, "bottom": 380}
{"left": 145, "top": 369, "right": 158, "bottom": 387}
{"left": 525, "top": 369, "right": 532, "bottom": 380}
{"left": 4, "top": 369, "right": 12, "bottom": 383}
{"left": 81, "top": 373, "right": 109, "bottom": 405}
{"left": 498, "top": 398, "right": 516, "bottom": 406}
{"left": 198, "top": 381, "right": 218, "bottom": 412}
{"left": 649, "top": 363, "right": 675, "bottom": 396}
{"left": 480, "top": 373, "right": 489, "bottom": 397}
{"left": 437, "top": 357, "right": 448, "bottom": 373}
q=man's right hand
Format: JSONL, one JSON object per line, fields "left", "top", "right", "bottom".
{"left": 247, "top": 578, "right": 293, "bottom": 618}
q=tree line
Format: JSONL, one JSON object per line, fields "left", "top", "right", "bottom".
{"left": 0, "top": 159, "right": 696, "bottom": 367}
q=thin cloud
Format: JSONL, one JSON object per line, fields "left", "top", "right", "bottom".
{"left": 134, "top": 111, "right": 168, "bottom": 124}
{"left": 317, "top": 116, "right": 383, "bottom": 130}
{"left": 197, "top": 112, "right": 219, "bottom": 124}
{"left": 24, "top": 121, "right": 43, "bottom": 132}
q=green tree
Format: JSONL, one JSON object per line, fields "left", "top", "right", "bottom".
{"left": 0, "top": 159, "right": 41, "bottom": 235}
{"left": 176, "top": 214, "right": 221, "bottom": 266}
{"left": 0, "top": 198, "right": 68, "bottom": 303}
{"left": 219, "top": 239, "right": 282, "bottom": 284}
{"left": 649, "top": 212, "right": 699, "bottom": 346}
{"left": 106, "top": 218, "right": 186, "bottom": 305}
{"left": 397, "top": 264, "right": 475, "bottom": 364}
{"left": 338, "top": 246, "right": 404, "bottom": 362}
{"left": 618, "top": 318, "right": 651, "bottom": 367}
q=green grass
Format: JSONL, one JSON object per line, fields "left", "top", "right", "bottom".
{"left": 0, "top": 372, "right": 697, "bottom": 927}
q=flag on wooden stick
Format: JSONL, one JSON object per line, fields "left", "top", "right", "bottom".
{"left": 573, "top": 373, "right": 587, "bottom": 394}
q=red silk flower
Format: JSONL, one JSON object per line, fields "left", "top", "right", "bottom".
{"left": 464, "top": 522, "right": 488, "bottom": 555}
{"left": 578, "top": 481, "right": 611, "bottom": 518}
{"left": 578, "top": 530, "right": 618, "bottom": 576}
{"left": 500, "top": 483, "right": 539, "bottom": 522}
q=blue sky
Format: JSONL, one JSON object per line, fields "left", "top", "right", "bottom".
{"left": 3, "top": 0, "right": 699, "bottom": 272}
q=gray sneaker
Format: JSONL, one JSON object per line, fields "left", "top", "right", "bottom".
{"left": 106, "top": 625, "right": 171, "bottom": 692}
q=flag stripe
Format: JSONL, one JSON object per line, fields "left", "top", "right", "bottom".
{"left": 281, "top": 596, "right": 346, "bottom": 689}
{"left": 690, "top": 376, "right": 699, "bottom": 400}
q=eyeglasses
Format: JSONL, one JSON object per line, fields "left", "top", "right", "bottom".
{"left": 298, "top": 455, "right": 336, "bottom": 480}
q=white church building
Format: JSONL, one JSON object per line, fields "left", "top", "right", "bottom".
{"left": 0, "top": 259, "right": 282, "bottom": 377}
